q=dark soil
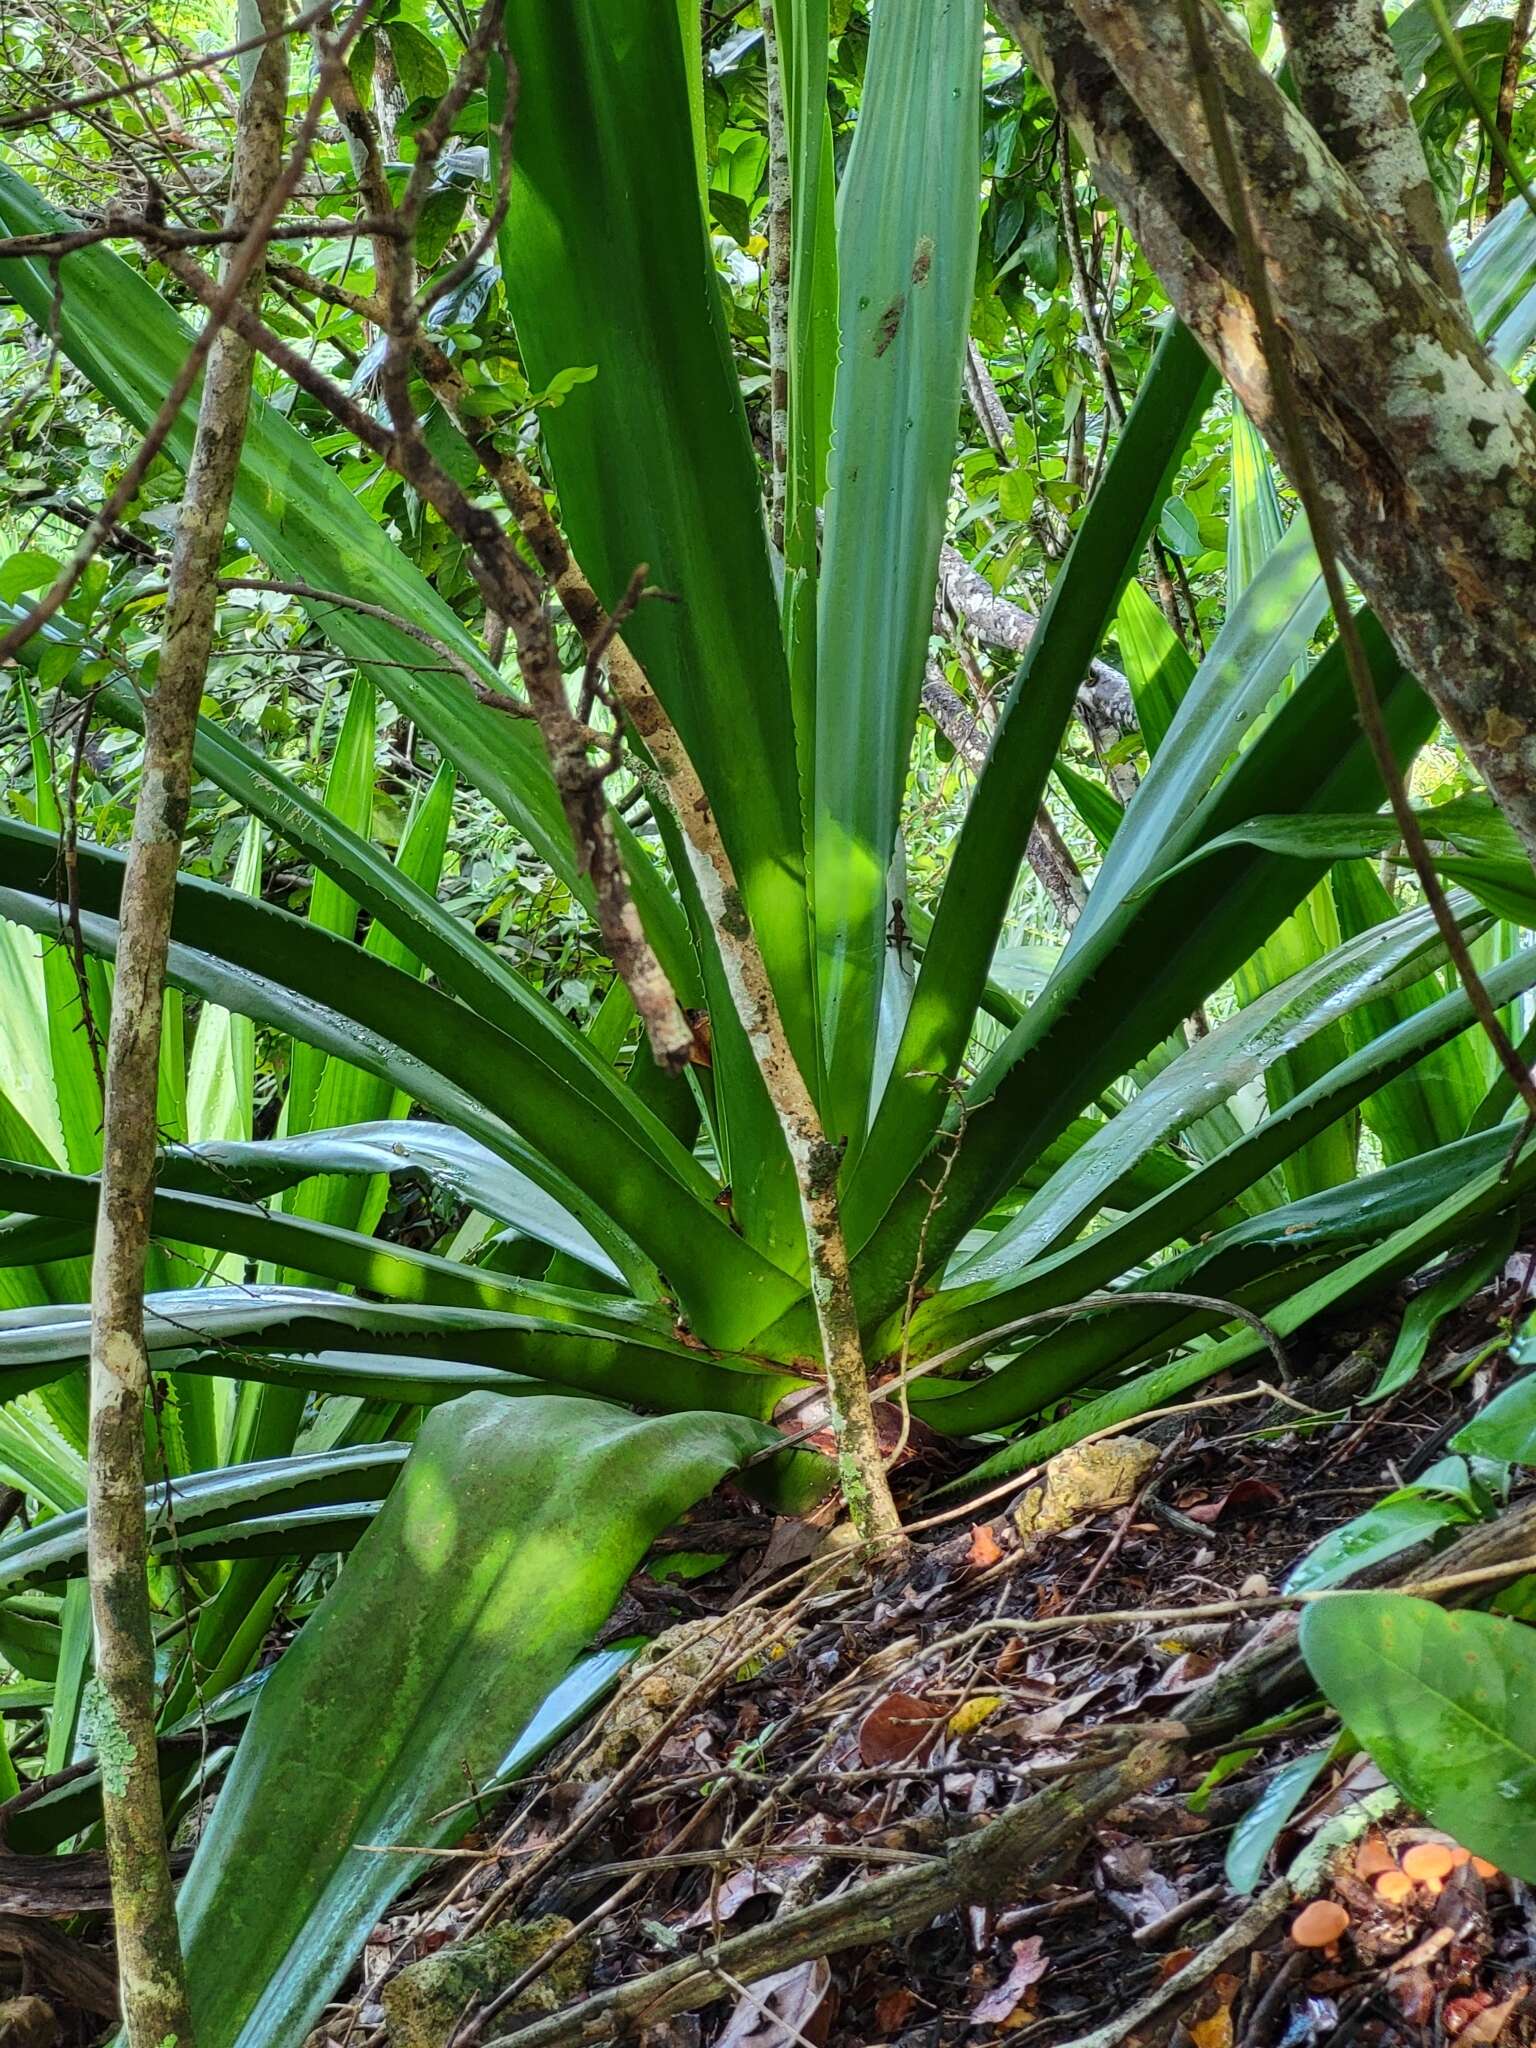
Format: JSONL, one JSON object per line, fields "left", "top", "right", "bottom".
{"left": 51, "top": 1267, "right": 1536, "bottom": 2047}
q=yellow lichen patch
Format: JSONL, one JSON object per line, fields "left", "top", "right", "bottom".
{"left": 1013, "top": 1436, "right": 1158, "bottom": 1541}
{"left": 1483, "top": 707, "right": 1528, "bottom": 750}
{"left": 948, "top": 1693, "right": 1006, "bottom": 1740}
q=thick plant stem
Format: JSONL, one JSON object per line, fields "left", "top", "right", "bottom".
{"left": 162, "top": 129, "right": 903, "bottom": 1546}
{"left": 85, "top": 9, "right": 285, "bottom": 2043}
{"left": 386, "top": 337, "right": 904, "bottom": 1544}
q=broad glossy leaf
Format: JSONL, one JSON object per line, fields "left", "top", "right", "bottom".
{"left": 1286, "top": 1492, "right": 1471, "bottom": 1594}
{"left": 176, "top": 1393, "right": 776, "bottom": 2047}
{"left": 1453, "top": 1367, "right": 1536, "bottom": 1465}
{"left": 1300, "top": 1595, "right": 1536, "bottom": 1878}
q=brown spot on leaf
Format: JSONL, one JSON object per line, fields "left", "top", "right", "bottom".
{"left": 911, "top": 235, "right": 934, "bottom": 286}
{"left": 873, "top": 294, "right": 906, "bottom": 356}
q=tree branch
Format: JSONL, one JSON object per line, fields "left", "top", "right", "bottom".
{"left": 85, "top": 7, "right": 287, "bottom": 2044}
{"left": 1273, "top": 0, "right": 1462, "bottom": 299}
{"left": 998, "top": 0, "right": 1536, "bottom": 873}
{"left": 484, "top": 1738, "right": 1176, "bottom": 2046}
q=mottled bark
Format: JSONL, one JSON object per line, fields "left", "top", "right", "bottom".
{"left": 996, "top": 0, "right": 1536, "bottom": 870}
{"left": 86, "top": 9, "right": 287, "bottom": 2045}
{"left": 934, "top": 542, "right": 1135, "bottom": 733}
{"left": 1273, "top": 0, "right": 1462, "bottom": 298}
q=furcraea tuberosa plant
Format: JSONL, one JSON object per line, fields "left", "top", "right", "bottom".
{"left": 1, "top": 0, "right": 1536, "bottom": 2038}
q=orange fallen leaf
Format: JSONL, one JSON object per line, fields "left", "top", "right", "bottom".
{"left": 874, "top": 1987, "right": 918, "bottom": 2032}
{"left": 858, "top": 1691, "right": 947, "bottom": 1766}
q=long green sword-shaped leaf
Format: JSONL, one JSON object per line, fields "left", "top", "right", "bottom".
{"left": 847, "top": 621, "right": 1437, "bottom": 1337}
{"left": 0, "top": 822, "right": 803, "bottom": 1346}
{"left": 893, "top": 940, "right": 1536, "bottom": 1369}
{"left": 495, "top": 0, "right": 814, "bottom": 1263}
{"left": 952, "top": 1143, "right": 1536, "bottom": 1493}
{"left": 812, "top": 0, "right": 982, "bottom": 1143}
{"left": 0, "top": 165, "right": 691, "bottom": 984}
{"left": 844, "top": 323, "right": 1216, "bottom": 1245}
{"left": 950, "top": 897, "right": 1472, "bottom": 1288}
{"left": 775, "top": 0, "right": 836, "bottom": 763}
{"left": 0, "top": 1285, "right": 813, "bottom": 1431}
{"left": 175, "top": 1393, "right": 777, "bottom": 2048}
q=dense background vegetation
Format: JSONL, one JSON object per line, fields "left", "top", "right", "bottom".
{"left": 3, "top": 3, "right": 1536, "bottom": 2042}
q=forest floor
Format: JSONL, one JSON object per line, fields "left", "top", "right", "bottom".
{"left": 66, "top": 1266, "right": 1536, "bottom": 2048}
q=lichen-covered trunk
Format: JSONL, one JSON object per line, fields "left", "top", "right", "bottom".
{"left": 86, "top": 8, "right": 286, "bottom": 2041}
{"left": 1000, "top": 0, "right": 1536, "bottom": 869}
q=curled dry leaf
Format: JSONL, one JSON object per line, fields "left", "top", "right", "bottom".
{"left": 1184, "top": 1479, "right": 1282, "bottom": 1526}
{"left": 967, "top": 1936, "right": 1048, "bottom": 2026}
{"left": 714, "top": 1959, "right": 832, "bottom": 2048}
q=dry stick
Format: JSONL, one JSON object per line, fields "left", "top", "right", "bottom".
{"left": 482, "top": 1740, "right": 1177, "bottom": 2048}
{"left": 1176, "top": 0, "right": 1536, "bottom": 1130}
{"left": 84, "top": 9, "right": 287, "bottom": 2044}
{"left": 1488, "top": 0, "right": 1535, "bottom": 218}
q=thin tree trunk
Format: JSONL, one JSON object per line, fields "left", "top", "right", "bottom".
{"left": 86, "top": 9, "right": 286, "bottom": 2042}
{"left": 1488, "top": 0, "right": 1535, "bottom": 218}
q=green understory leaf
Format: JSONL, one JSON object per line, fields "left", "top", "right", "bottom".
{"left": 1300, "top": 1594, "right": 1536, "bottom": 1878}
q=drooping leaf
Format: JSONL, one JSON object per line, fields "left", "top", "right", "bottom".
{"left": 176, "top": 1393, "right": 777, "bottom": 2048}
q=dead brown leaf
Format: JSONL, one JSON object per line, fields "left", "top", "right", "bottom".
{"left": 968, "top": 1937, "right": 1048, "bottom": 2025}
{"left": 858, "top": 1691, "right": 947, "bottom": 1766}
{"left": 714, "top": 1959, "right": 832, "bottom": 2048}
